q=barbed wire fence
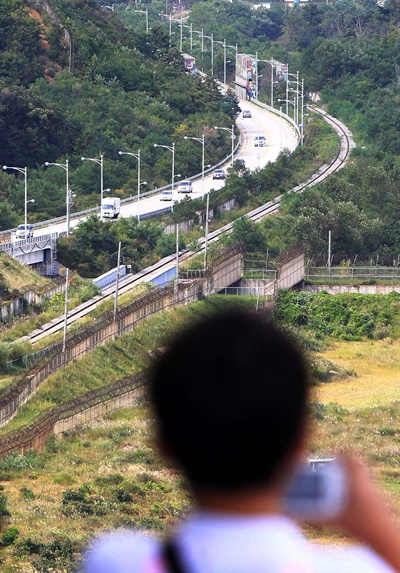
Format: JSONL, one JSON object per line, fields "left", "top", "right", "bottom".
{"left": 0, "top": 245, "right": 244, "bottom": 458}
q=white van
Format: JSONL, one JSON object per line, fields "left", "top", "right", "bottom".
{"left": 15, "top": 224, "right": 33, "bottom": 239}
{"left": 177, "top": 180, "right": 193, "bottom": 193}
{"left": 160, "top": 190, "right": 173, "bottom": 201}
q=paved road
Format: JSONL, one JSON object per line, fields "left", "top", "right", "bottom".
{"left": 33, "top": 100, "right": 297, "bottom": 237}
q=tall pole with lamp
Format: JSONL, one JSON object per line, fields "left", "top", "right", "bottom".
{"left": 154, "top": 142, "right": 179, "bottom": 283}
{"left": 184, "top": 134, "right": 205, "bottom": 198}
{"left": 214, "top": 125, "right": 235, "bottom": 167}
{"left": 2, "top": 165, "right": 33, "bottom": 240}
{"left": 45, "top": 160, "right": 75, "bottom": 236}
{"left": 118, "top": 150, "right": 144, "bottom": 221}
{"left": 202, "top": 33, "right": 214, "bottom": 75}
{"left": 81, "top": 154, "right": 104, "bottom": 220}
{"left": 135, "top": 9, "right": 149, "bottom": 33}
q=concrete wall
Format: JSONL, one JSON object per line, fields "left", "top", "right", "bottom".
{"left": 239, "top": 279, "right": 276, "bottom": 296}
{"left": 278, "top": 254, "right": 305, "bottom": 289}
{"left": 304, "top": 285, "right": 400, "bottom": 295}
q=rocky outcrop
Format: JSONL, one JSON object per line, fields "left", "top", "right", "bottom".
{"left": 25, "top": 0, "right": 73, "bottom": 71}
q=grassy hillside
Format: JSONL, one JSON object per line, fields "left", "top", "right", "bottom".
{"left": 0, "top": 253, "right": 53, "bottom": 296}
{"left": 0, "top": 297, "right": 398, "bottom": 570}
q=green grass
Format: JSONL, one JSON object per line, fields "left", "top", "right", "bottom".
{"left": 0, "top": 297, "right": 397, "bottom": 569}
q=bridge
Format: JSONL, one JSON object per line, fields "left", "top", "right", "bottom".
{"left": 0, "top": 232, "right": 61, "bottom": 274}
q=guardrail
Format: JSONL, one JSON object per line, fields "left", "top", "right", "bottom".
{"left": 0, "top": 144, "right": 241, "bottom": 237}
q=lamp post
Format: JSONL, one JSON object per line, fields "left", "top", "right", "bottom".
{"left": 154, "top": 142, "right": 175, "bottom": 191}
{"left": 179, "top": 16, "right": 183, "bottom": 52}
{"left": 135, "top": 8, "right": 149, "bottom": 33}
{"left": 288, "top": 76, "right": 304, "bottom": 130}
{"left": 154, "top": 142, "right": 179, "bottom": 285}
{"left": 81, "top": 154, "right": 104, "bottom": 220}
{"left": 278, "top": 98, "right": 296, "bottom": 121}
{"left": 181, "top": 22, "right": 193, "bottom": 50}
{"left": 44, "top": 160, "right": 75, "bottom": 236}
{"left": 159, "top": 13, "right": 173, "bottom": 44}
{"left": 202, "top": 32, "right": 214, "bottom": 75}
{"left": 62, "top": 268, "right": 70, "bottom": 353}
{"left": 225, "top": 41, "right": 237, "bottom": 85}
{"left": 215, "top": 39, "right": 228, "bottom": 84}
{"left": 258, "top": 58, "right": 276, "bottom": 107}
{"left": 286, "top": 69, "right": 299, "bottom": 118}
{"left": 113, "top": 241, "right": 121, "bottom": 321}
{"left": 204, "top": 191, "right": 210, "bottom": 271}
{"left": 119, "top": 150, "right": 145, "bottom": 221}
{"left": 214, "top": 125, "right": 235, "bottom": 166}
{"left": 2, "top": 165, "right": 32, "bottom": 240}
{"left": 184, "top": 134, "right": 205, "bottom": 198}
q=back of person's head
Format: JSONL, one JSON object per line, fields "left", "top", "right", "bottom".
{"left": 151, "top": 309, "right": 309, "bottom": 491}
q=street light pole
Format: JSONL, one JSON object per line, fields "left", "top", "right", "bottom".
{"left": 154, "top": 142, "right": 175, "bottom": 191}
{"left": 204, "top": 191, "right": 210, "bottom": 271}
{"left": 113, "top": 241, "right": 121, "bottom": 321}
{"left": 62, "top": 268, "right": 69, "bottom": 353}
{"left": 214, "top": 125, "right": 235, "bottom": 166}
{"left": 184, "top": 134, "right": 205, "bottom": 198}
{"left": 258, "top": 58, "right": 275, "bottom": 107}
{"left": 118, "top": 150, "right": 143, "bottom": 221}
{"left": 203, "top": 33, "right": 214, "bottom": 75}
{"left": 154, "top": 142, "right": 179, "bottom": 286}
{"left": 81, "top": 154, "right": 104, "bottom": 220}
{"left": 45, "top": 160, "right": 75, "bottom": 236}
{"left": 2, "top": 165, "right": 31, "bottom": 240}
{"left": 135, "top": 9, "right": 149, "bottom": 33}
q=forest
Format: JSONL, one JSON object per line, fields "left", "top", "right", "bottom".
{"left": 1, "top": 0, "right": 400, "bottom": 270}
{"left": 0, "top": 0, "right": 236, "bottom": 228}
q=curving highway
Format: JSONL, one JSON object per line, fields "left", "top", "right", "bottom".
{"left": 23, "top": 100, "right": 297, "bottom": 238}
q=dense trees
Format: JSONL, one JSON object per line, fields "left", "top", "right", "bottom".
{"left": 0, "top": 0, "right": 235, "bottom": 228}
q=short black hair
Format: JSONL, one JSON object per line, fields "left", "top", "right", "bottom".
{"left": 151, "top": 310, "right": 309, "bottom": 490}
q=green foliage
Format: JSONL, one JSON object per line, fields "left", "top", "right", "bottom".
{"left": 0, "top": 451, "right": 44, "bottom": 473}
{"left": 61, "top": 487, "right": 112, "bottom": 517}
{"left": 0, "top": 0, "right": 234, "bottom": 229}
{"left": 1, "top": 526, "right": 19, "bottom": 546}
{"left": 0, "top": 493, "right": 10, "bottom": 518}
{"left": 19, "top": 486, "right": 35, "bottom": 501}
{"left": 15, "top": 536, "right": 75, "bottom": 572}
{"left": 275, "top": 290, "right": 400, "bottom": 341}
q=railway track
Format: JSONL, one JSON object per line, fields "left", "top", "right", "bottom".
{"left": 26, "top": 106, "right": 353, "bottom": 346}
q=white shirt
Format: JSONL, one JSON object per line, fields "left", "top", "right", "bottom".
{"left": 84, "top": 511, "right": 395, "bottom": 573}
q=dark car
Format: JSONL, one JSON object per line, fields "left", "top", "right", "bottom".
{"left": 254, "top": 136, "right": 267, "bottom": 147}
{"left": 242, "top": 110, "right": 252, "bottom": 118}
{"left": 213, "top": 169, "right": 225, "bottom": 180}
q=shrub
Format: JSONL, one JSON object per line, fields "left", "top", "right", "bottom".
{"left": 20, "top": 486, "right": 35, "bottom": 501}
{"left": 94, "top": 474, "right": 124, "bottom": 487}
{"left": 0, "top": 493, "right": 10, "bottom": 518}
{"left": 2, "top": 527, "right": 19, "bottom": 546}
{"left": 114, "top": 488, "right": 133, "bottom": 503}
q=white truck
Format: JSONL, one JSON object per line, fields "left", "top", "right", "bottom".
{"left": 101, "top": 197, "right": 121, "bottom": 219}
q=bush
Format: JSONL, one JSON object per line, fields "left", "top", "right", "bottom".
{"left": 94, "top": 474, "right": 124, "bottom": 487}
{"left": 2, "top": 527, "right": 19, "bottom": 546}
{"left": 0, "top": 493, "right": 10, "bottom": 518}
{"left": 20, "top": 486, "right": 35, "bottom": 501}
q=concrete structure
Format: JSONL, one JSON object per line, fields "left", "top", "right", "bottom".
{"left": 0, "top": 233, "right": 59, "bottom": 273}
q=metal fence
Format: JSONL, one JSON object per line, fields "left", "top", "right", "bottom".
{"left": 306, "top": 266, "right": 400, "bottom": 282}
{"left": 0, "top": 245, "right": 243, "bottom": 457}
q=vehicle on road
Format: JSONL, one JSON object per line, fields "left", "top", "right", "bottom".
{"left": 212, "top": 169, "right": 225, "bottom": 180}
{"left": 242, "top": 110, "right": 252, "bottom": 118}
{"left": 102, "top": 197, "right": 121, "bottom": 219}
{"left": 254, "top": 136, "right": 267, "bottom": 147}
{"left": 15, "top": 224, "right": 33, "bottom": 239}
{"left": 160, "top": 190, "right": 173, "bottom": 201}
{"left": 177, "top": 180, "right": 193, "bottom": 193}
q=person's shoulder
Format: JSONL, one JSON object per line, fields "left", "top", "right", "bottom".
{"left": 309, "top": 544, "right": 396, "bottom": 573}
{"left": 83, "top": 531, "right": 160, "bottom": 573}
